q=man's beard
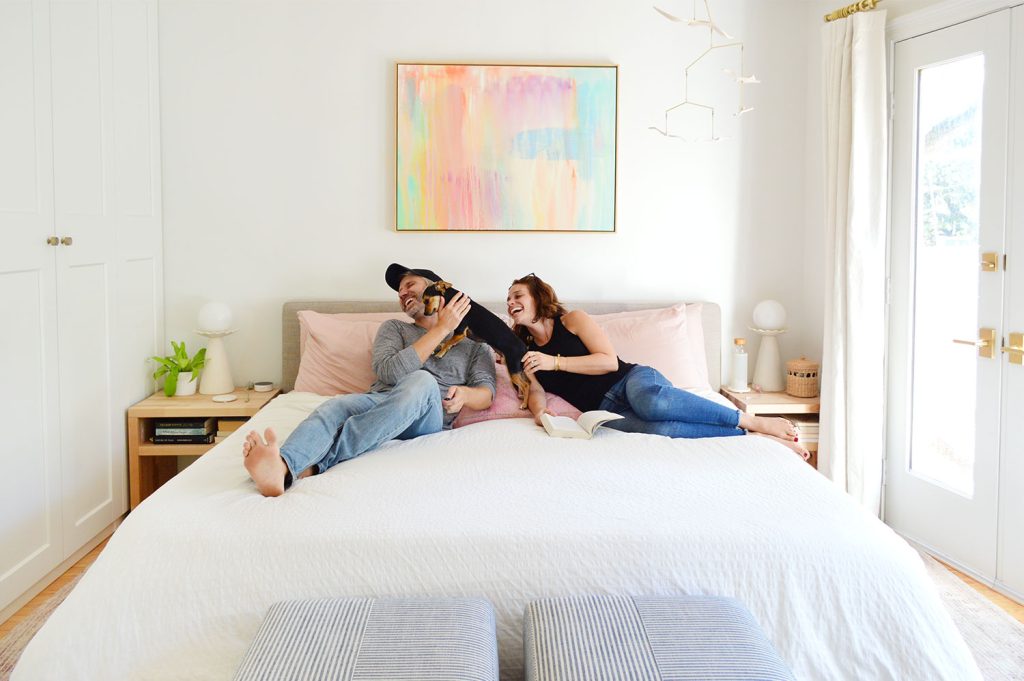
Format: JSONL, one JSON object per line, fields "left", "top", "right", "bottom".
{"left": 402, "top": 298, "right": 425, "bottom": 320}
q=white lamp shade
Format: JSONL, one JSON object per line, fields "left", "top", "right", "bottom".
{"left": 752, "top": 300, "right": 787, "bottom": 330}
{"left": 198, "top": 301, "right": 233, "bottom": 333}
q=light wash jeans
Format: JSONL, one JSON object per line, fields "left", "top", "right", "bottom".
{"left": 599, "top": 365, "right": 744, "bottom": 438}
{"left": 279, "top": 370, "right": 443, "bottom": 484}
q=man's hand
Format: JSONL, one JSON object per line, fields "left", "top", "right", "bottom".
{"left": 444, "top": 385, "right": 470, "bottom": 413}
{"left": 437, "top": 292, "right": 472, "bottom": 335}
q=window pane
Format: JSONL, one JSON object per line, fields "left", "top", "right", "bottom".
{"left": 909, "top": 54, "right": 984, "bottom": 497}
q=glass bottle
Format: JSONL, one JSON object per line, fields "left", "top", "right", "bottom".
{"left": 729, "top": 338, "right": 749, "bottom": 392}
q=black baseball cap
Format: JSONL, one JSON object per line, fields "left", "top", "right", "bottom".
{"left": 385, "top": 263, "right": 443, "bottom": 291}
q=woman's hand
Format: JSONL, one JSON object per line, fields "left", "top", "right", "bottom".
{"left": 533, "top": 407, "right": 558, "bottom": 426}
{"left": 522, "top": 351, "right": 555, "bottom": 375}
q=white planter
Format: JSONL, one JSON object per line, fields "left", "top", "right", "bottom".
{"left": 174, "top": 371, "right": 197, "bottom": 396}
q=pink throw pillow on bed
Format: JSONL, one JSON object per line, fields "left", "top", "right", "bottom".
{"left": 453, "top": 361, "right": 581, "bottom": 428}
{"left": 591, "top": 303, "right": 710, "bottom": 390}
{"left": 294, "top": 310, "right": 408, "bottom": 395}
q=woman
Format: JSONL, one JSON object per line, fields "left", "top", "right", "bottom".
{"left": 507, "top": 274, "right": 809, "bottom": 458}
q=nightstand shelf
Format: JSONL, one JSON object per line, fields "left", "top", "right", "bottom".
{"left": 720, "top": 386, "right": 820, "bottom": 468}
{"left": 127, "top": 387, "right": 280, "bottom": 509}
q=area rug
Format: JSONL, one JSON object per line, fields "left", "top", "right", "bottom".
{"left": 920, "top": 552, "right": 1024, "bottom": 680}
{"left": 0, "top": 575, "right": 81, "bottom": 681}
{"left": 1, "top": 559, "right": 1022, "bottom": 680}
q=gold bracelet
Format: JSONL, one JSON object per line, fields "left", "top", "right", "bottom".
{"left": 555, "top": 354, "right": 561, "bottom": 371}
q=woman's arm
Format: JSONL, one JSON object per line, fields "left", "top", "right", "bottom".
{"left": 522, "top": 310, "right": 619, "bottom": 376}
{"left": 526, "top": 374, "right": 555, "bottom": 426}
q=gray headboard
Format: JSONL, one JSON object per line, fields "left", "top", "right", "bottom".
{"left": 281, "top": 301, "right": 721, "bottom": 392}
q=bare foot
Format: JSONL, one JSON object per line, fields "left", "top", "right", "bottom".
{"left": 752, "top": 432, "right": 810, "bottom": 460}
{"left": 242, "top": 428, "right": 288, "bottom": 497}
{"left": 740, "top": 414, "right": 799, "bottom": 440}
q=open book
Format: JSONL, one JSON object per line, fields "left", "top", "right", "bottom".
{"left": 540, "top": 410, "right": 624, "bottom": 439}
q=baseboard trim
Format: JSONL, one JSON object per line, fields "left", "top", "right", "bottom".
{"left": 901, "top": 535, "right": 1024, "bottom": 606}
{"left": 0, "top": 516, "right": 123, "bottom": 626}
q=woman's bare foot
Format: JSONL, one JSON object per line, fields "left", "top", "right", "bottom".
{"left": 242, "top": 428, "right": 288, "bottom": 497}
{"left": 752, "top": 432, "right": 810, "bottom": 460}
{"left": 739, "top": 414, "right": 799, "bottom": 440}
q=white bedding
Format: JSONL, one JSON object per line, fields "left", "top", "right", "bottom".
{"left": 14, "top": 392, "right": 979, "bottom": 680}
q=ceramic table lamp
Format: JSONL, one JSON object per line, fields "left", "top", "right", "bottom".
{"left": 750, "top": 299, "right": 786, "bottom": 392}
{"left": 197, "top": 301, "right": 237, "bottom": 395}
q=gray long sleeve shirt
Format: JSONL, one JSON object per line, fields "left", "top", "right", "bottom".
{"left": 370, "top": 319, "right": 497, "bottom": 427}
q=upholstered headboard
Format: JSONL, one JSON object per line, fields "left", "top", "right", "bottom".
{"left": 281, "top": 301, "right": 721, "bottom": 393}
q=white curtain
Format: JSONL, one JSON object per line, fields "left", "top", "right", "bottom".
{"left": 820, "top": 10, "right": 888, "bottom": 515}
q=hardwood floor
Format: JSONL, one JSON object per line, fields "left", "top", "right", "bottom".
{"left": 0, "top": 538, "right": 109, "bottom": 639}
{"left": 938, "top": 559, "right": 1024, "bottom": 624}
{"left": 1, "top": 540, "right": 1022, "bottom": 639}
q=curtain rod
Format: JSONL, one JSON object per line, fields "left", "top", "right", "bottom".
{"left": 824, "top": 0, "right": 882, "bottom": 22}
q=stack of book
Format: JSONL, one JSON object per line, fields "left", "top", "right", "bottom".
{"left": 152, "top": 417, "right": 216, "bottom": 444}
{"left": 215, "top": 418, "right": 247, "bottom": 443}
{"left": 791, "top": 415, "right": 819, "bottom": 450}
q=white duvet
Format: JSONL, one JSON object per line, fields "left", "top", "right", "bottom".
{"left": 14, "top": 392, "right": 979, "bottom": 680}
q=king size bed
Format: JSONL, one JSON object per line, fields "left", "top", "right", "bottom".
{"left": 12, "top": 301, "right": 980, "bottom": 680}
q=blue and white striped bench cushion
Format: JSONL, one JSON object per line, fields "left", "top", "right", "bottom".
{"left": 234, "top": 597, "right": 498, "bottom": 681}
{"left": 524, "top": 595, "right": 795, "bottom": 681}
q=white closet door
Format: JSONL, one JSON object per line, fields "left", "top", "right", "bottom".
{"left": 0, "top": 0, "right": 63, "bottom": 608}
{"left": 998, "top": 5, "right": 1024, "bottom": 602}
{"left": 51, "top": 0, "right": 162, "bottom": 552}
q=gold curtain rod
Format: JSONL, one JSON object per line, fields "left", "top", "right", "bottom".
{"left": 824, "top": 0, "right": 881, "bottom": 22}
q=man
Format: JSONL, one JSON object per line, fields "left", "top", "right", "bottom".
{"left": 243, "top": 264, "right": 496, "bottom": 496}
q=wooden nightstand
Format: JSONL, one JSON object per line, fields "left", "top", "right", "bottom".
{"left": 127, "top": 387, "right": 281, "bottom": 509}
{"left": 720, "top": 387, "right": 820, "bottom": 468}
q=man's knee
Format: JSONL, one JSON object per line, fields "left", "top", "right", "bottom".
{"left": 396, "top": 370, "right": 439, "bottom": 401}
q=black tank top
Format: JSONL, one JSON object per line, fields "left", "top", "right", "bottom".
{"left": 528, "top": 316, "right": 635, "bottom": 412}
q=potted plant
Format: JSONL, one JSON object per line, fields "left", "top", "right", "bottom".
{"left": 150, "top": 341, "right": 207, "bottom": 396}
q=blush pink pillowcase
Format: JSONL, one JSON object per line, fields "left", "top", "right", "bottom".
{"left": 453, "top": 360, "right": 581, "bottom": 428}
{"left": 294, "top": 310, "right": 408, "bottom": 395}
{"left": 590, "top": 303, "right": 710, "bottom": 391}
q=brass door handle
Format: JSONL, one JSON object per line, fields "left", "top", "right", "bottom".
{"left": 1004, "top": 333, "right": 1024, "bottom": 365}
{"left": 953, "top": 338, "right": 989, "bottom": 347}
{"left": 953, "top": 328, "right": 996, "bottom": 358}
{"left": 46, "top": 236, "right": 59, "bottom": 246}
{"left": 60, "top": 236, "right": 72, "bottom": 246}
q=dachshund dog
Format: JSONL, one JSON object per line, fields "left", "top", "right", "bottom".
{"left": 422, "top": 281, "right": 531, "bottom": 409}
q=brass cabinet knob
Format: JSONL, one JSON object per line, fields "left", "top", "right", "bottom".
{"left": 46, "top": 236, "right": 59, "bottom": 246}
{"left": 60, "top": 236, "right": 73, "bottom": 246}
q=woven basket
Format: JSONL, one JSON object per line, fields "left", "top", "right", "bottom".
{"left": 786, "top": 357, "right": 820, "bottom": 398}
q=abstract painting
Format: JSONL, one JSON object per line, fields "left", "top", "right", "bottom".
{"left": 396, "top": 63, "right": 617, "bottom": 232}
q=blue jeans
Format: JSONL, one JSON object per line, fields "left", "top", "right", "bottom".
{"left": 279, "top": 370, "right": 443, "bottom": 482}
{"left": 599, "top": 365, "right": 744, "bottom": 438}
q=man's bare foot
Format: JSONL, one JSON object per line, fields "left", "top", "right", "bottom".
{"left": 242, "top": 428, "right": 288, "bottom": 497}
{"left": 739, "top": 414, "right": 799, "bottom": 440}
{"left": 752, "top": 432, "right": 810, "bottom": 460}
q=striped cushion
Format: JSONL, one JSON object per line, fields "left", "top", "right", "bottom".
{"left": 234, "top": 597, "right": 498, "bottom": 681}
{"left": 524, "top": 595, "right": 795, "bottom": 681}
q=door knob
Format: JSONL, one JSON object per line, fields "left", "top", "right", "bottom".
{"left": 1003, "top": 333, "right": 1024, "bottom": 366}
{"left": 46, "top": 236, "right": 59, "bottom": 246}
{"left": 60, "top": 236, "right": 72, "bottom": 246}
{"left": 952, "top": 328, "right": 996, "bottom": 359}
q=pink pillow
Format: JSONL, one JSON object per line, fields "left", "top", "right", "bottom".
{"left": 294, "top": 310, "right": 408, "bottom": 395}
{"left": 453, "top": 361, "right": 581, "bottom": 428}
{"left": 590, "top": 304, "right": 710, "bottom": 390}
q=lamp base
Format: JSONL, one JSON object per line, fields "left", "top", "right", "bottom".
{"left": 199, "top": 335, "right": 234, "bottom": 395}
{"left": 752, "top": 332, "right": 786, "bottom": 392}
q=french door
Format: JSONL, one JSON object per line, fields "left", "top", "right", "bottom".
{"left": 886, "top": 7, "right": 1024, "bottom": 601}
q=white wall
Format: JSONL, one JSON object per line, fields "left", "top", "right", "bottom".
{"left": 160, "top": 0, "right": 816, "bottom": 386}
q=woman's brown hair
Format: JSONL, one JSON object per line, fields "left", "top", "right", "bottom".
{"left": 509, "top": 273, "right": 567, "bottom": 344}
